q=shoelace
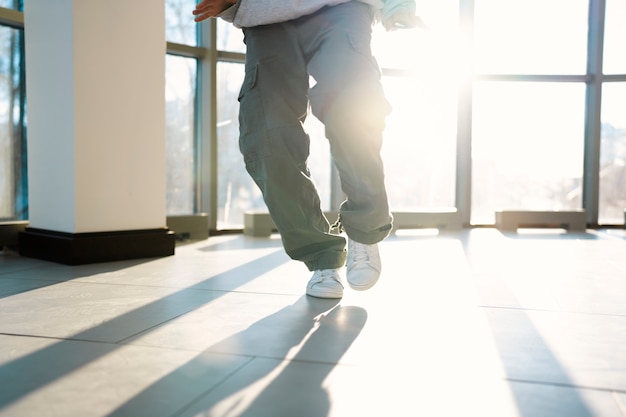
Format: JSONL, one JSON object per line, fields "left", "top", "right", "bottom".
{"left": 312, "top": 269, "right": 338, "bottom": 284}
{"left": 350, "top": 242, "right": 373, "bottom": 263}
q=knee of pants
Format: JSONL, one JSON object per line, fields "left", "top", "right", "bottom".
{"left": 310, "top": 82, "right": 392, "bottom": 131}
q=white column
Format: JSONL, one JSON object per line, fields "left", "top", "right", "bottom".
{"left": 21, "top": 0, "right": 174, "bottom": 264}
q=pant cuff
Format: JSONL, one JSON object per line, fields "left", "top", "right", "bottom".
{"left": 304, "top": 249, "right": 347, "bottom": 271}
{"left": 343, "top": 222, "right": 393, "bottom": 245}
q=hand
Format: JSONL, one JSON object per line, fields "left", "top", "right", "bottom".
{"left": 192, "top": 0, "right": 236, "bottom": 23}
{"left": 383, "top": 8, "right": 426, "bottom": 31}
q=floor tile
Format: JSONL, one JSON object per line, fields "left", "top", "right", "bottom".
{"left": 483, "top": 307, "right": 626, "bottom": 391}
{"left": 0, "top": 277, "right": 58, "bottom": 299}
{"left": 176, "top": 357, "right": 625, "bottom": 417}
{"left": 0, "top": 334, "right": 249, "bottom": 417}
{"left": 0, "top": 281, "right": 226, "bottom": 342}
{"left": 123, "top": 293, "right": 340, "bottom": 356}
{"left": 73, "top": 240, "right": 299, "bottom": 295}
{"left": 0, "top": 251, "right": 53, "bottom": 275}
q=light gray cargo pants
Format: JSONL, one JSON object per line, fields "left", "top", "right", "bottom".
{"left": 238, "top": 1, "right": 393, "bottom": 271}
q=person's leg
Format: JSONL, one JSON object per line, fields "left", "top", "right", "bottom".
{"left": 300, "top": 2, "right": 394, "bottom": 245}
{"left": 298, "top": 2, "right": 393, "bottom": 291}
{"left": 239, "top": 24, "right": 347, "bottom": 274}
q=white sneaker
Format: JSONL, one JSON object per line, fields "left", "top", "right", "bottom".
{"left": 346, "top": 238, "right": 381, "bottom": 291}
{"left": 306, "top": 269, "right": 344, "bottom": 299}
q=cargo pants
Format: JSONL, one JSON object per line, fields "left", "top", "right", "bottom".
{"left": 238, "top": 1, "right": 393, "bottom": 271}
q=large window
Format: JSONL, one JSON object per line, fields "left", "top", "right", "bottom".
{"left": 3, "top": 0, "right": 626, "bottom": 230}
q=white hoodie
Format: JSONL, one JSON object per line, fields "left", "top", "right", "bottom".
{"left": 218, "top": 0, "right": 419, "bottom": 30}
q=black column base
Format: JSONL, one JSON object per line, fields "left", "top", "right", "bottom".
{"left": 18, "top": 227, "right": 176, "bottom": 265}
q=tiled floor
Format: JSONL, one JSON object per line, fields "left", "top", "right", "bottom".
{"left": 1, "top": 228, "right": 626, "bottom": 417}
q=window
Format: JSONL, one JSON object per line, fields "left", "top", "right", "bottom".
{"left": 164, "top": 0, "right": 199, "bottom": 217}
{"left": 603, "top": 0, "right": 626, "bottom": 75}
{"left": 598, "top": 0, "right": 626, "bottom": 224}
{"left": 0, "top": 23, "right": 25, "bottom": 221}
{"left": 0, "top": 0, "right": 20, "bottom": 10}
{"left": 214, "top": 25, "right": 255, "bottom": 229}
{"left": 471, "top": 82, "right": 586, "bottom": 224}
{"left": 3, "top": 1, "right": 626, "bottom": 230}
{"left": 473, "top": 0, "right": 588, "bottom": 75}
{"left": 216, "top": 61, "right": 251, "bottom": 227}
{"left": 372, "top": 1, "right": 460, "bottom": 210}
{"left": 166, "top": 0, "right": 197, "bottom": 46}
{"left": 166, "top": 55, "right": 197, "bottom": 215}
{"left": 217, "top": 19, "right": 244, "bottom": 53}
{"left": 599, "top": 83, "right": 626, "bottom": 224}
{"left": 470, "top": 0, "right": 589, "bottom": 225}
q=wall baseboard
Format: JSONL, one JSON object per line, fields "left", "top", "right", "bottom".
{"left": 0, "top": 220, "right": 29, "bottom": 248}
{"left": 18, "top": 227, "right": 175, "bottom": 265}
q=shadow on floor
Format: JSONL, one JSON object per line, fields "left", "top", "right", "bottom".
{"left": 107, "top": 297, "right": 367, "bottom": 417}
{"left": 0, "top": 249, "right": 290, "bottom": 410}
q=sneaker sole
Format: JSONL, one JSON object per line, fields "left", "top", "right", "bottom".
{"left": 347, "top": 276, "right": 380, "bottom": 291}
{"left": 306, "top": 289, "right": 344, "bottom": 299}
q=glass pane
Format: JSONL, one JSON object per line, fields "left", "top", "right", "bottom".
{"left": 603, "top": 0, "right": 626, "bottom": 74}
{"left": 0, "top": 26, "right": 26, "bottom": 221}
{"left": 471, "top": 82, "right": 586, "bottom": 224}
{"left": 372, "top": 1, "right": 459, "bottom": 210}
{"left": 166, "top": 55, "right": 196, "bottom": 215}
{"left": 0, "top": 1, "right": 22, "bottom": 11}
{"left": 599, "top": 82, "right": 626, "bottom": 224}
{"left": 372, "top": 0, "right": 459, "bottom": 70}
{"left": 473, "top": 0, "right": 588, "bottom": 75}
{"left": 166, "top": 0, "right": 197, "bottom": 45}
{"left": 216, "top": 63, "right": 331, "bottom": 229}
{"left": 217, "top": 19, "right": 245, "bottom": 53}
{"left": 216, "top": 62, "right": 253, "bottom": 228}
{"left": 382, "top": 75, "right": 457, "bottom": 211}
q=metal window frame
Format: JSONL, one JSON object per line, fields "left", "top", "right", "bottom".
{"left": 0, "top": 6, "right": 22, "bottom": 29}
{"left": 583, "top": 0, "right": 606, "bottom": 227}
{"left": 195, "top": 21, "right": 246, "bottom": 233}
